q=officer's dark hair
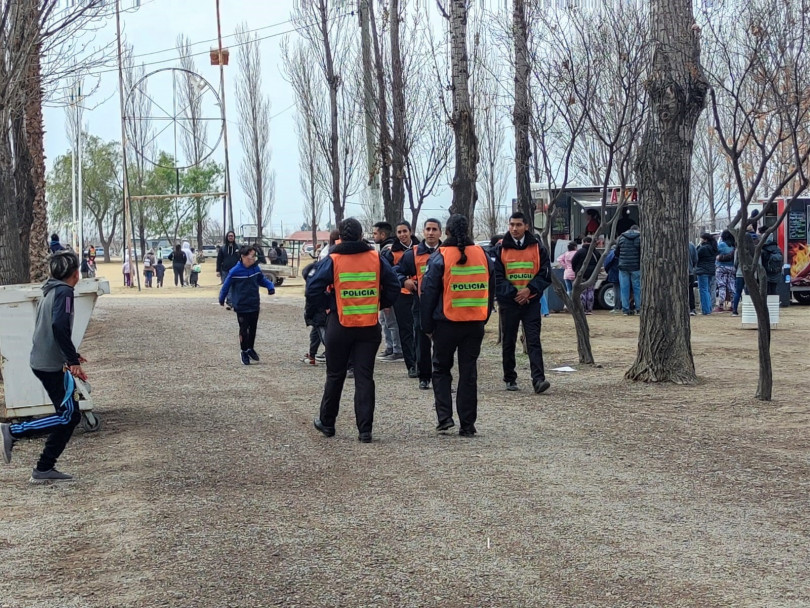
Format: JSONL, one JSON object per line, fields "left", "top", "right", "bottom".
{"left": 50, "top": 250, "right": 79, "bottom": 281}
{"left": 397, "top": 220, "right": 412, "bottom": 231}
{"left": 373, "top": 221, "right": 393, "bottom": 237}
{"left": 509, "top": 211, "right": 528, "bottom": 224}
{"left": 340, "top": 217, "right": 364, "bottom": 242}
{"left": 239, "top": 245, "right": 257, "bottom": 257}
{"left": 50, "top": 233, "right": 60, "bottom": 242}
{"left": 424, "top": 218, "right": 441, "bottom": 230}
{"left": 446, "top": 214, "right": 470, "bottom": 265}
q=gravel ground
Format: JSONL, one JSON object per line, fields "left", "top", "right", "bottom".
{"left": 1, "top": 275, "right": 809, "bottom": 607}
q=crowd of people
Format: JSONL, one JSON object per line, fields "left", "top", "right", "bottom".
{"left": 299, "top": 212, "right": 551, "bottom": 443}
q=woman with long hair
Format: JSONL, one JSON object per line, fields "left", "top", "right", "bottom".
{"left": 419, "top": 214, "right": 494, "bottom": 437}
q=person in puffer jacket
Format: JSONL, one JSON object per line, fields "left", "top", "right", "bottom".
{"left": 219, "top": 245, "right": 275, "bottom": 365}
{"left": 695, "top": 232, "right": 718, "bottom": 315}
{"left": 715, "top": 230, "right": 736, "bottom": 312}
{"left": 615, "top": 225, "right": 641, "bottom": 315}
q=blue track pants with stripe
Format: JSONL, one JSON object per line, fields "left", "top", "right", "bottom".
{"left": 9, "top": 370, "right": 81, "bottom": 471}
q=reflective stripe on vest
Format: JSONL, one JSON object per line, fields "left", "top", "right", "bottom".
{"left": 501, "top": 245, "right": 541, "bottom": 289}
{"left": 331, "top": 250, "right": 381, "bottom": 327}
{"left": 414, "top": 251, "right": 432, "bottom": 296}
{"left": 391, "top": 249, "right": 411, "bottom": 295}
{"left": 441, "top": 245, "right": 489, "bottom": 321}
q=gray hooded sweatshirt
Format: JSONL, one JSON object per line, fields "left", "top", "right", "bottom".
{"left": 30, "top": 278, "right": 80, "bottom": 372}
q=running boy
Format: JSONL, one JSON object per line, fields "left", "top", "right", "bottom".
{"left": 2, "top": 251, "right": 88, "bottom": 483}
{"left": 218, "top": 245, "right": 276, "bottom": 365}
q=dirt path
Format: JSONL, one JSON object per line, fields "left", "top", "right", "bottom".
{"left": 1, "top": 292, "right": 808, "bottom": 607}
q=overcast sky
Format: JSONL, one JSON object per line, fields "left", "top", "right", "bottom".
{"left": 44, "top": 0, "right": 328, "bottom": 239}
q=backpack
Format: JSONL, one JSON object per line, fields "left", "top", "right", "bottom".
{"left": 762, "top": 243, "right": 783, "bottom": 276}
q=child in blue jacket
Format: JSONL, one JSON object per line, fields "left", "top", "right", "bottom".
{"left": 219, "top": 245, "right": 275, "bottom": 365}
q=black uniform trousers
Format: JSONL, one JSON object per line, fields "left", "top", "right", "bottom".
{"left": 432, "top": 320, "right": 485, "bottom": 432}
{"left": 414, "top": 301, "right": 432, "bottom": 382}
{"left": 319, "top": 314, "right": 382, "bottom": 434}
{"left": 500, "top": 300, "right": 546, "bottom": 385}
{"left": 393, "top": 293, "right": 417, "bottom": 370}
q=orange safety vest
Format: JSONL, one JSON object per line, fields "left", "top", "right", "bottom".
{"left": 500, "top": 245, "right": 540, "bottom": 289}
{"left": 440, "top": 245, "right": 490, "bottom": 322}
{"left": 391, "top": 248, "right": 412, "bottom": 295}
{"left": 414, "top": 249, "right": 433, "bottom": 296}
{"left": 331, "top": 250, "right": 381, "bottom": 327}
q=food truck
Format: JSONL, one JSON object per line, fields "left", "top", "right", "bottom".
{"left": 529, "top": 184, "right": 641, "bottom": 309}
{"left": 759, "top": 197, "right": 810, "bottom": 304}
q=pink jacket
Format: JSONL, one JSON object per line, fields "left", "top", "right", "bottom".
{"left": 557, "top": 250, "right": 577, "bottom": 280}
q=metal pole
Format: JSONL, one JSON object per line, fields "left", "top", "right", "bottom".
{"left": 77, "top": 96, "right": 84, "bottom": 256}
{"left": 215, "top": 0, "right": 234, "bottom": 233}
{"left": 115, "top": 0, "right": 140, "bottom": 290}
{"left": 71, "top": 112, "right": 77, "bottom": 251}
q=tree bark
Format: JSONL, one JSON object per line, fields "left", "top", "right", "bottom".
{"left": 318, "top": 0, "right": 343, "bottom": 224}
{"left": 389, "top": 0, "right": 407, "bottom": 224}
{"left": 627, "top": 0, "right": 708, "bottom": 384}
{"left": 24, "top": 2, "right": 46, "bottom": 282}
{"left": 448, "top": 0, "right": 478, "bottom": 227}
{"left": 513, "top": 0, "right": 532, "bottom": 228}
{"left": 369, "top": 0, "right": 393, "bottom": 225}
{"left": 0, "top": 130, "right": 28, "bottom": 284}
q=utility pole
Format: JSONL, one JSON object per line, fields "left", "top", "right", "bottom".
{"left": 77, "top": 91, "right": 84, "bottom": 255}
{"left": 215, "top": 0, "right": 235, "bottom": 235}
{"left": 358, "top": 0, "right": 380, "bottom": 211}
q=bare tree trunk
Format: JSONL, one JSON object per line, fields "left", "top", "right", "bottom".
{"left": 390, "top": 0, "right": 406, "bottom": 223}
{"left": 316, "top": 0, "right": 342, "bottom": 223}
{"left": 627, "top": 0, "right": 708, "bottom": 384}
{"left": 513, "top": 0, "right": 532, "bottom": 228}
{"left": 23, "top": 4, "right": 46, "bottom": 281}
{"left": 0, "top": 131, "right": 28, "bottom": 283}
{"left": 447, "top": 0, "right": 478, "bottom": 226}
{"left": 358, "top": 0, "right": 380, "bottom": 216}
{"left": 369, "top": 0, "right": 393, "bottom": 225}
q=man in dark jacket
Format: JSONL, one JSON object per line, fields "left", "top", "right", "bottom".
{"left": 2, "top": 251, "right": 86, "bottom": 483}
{"left": 492, "top": 212, "right": 551, "bottom": 394}
{"left": 306, "top": 218, "right": 400, "bottom": 443}
{"left": 216, "top": 230, "right": 241, "bottom": 309}
{"left": 49, "top": 233, "right": 65, "bottom": 253}
{"left": 615, "top": 224, "right": 641, "bottom": 315}
{"left": 758, "top": 227, "right": 783, "bottom": 295}
{"left": 373, "top": 221, "right": 402, "bottom": 362}
{"left": 382, "top": 221, "right": 420, "bottom": 377}
{"left": 570, "top": 236, "right": 599, "bottom": 314}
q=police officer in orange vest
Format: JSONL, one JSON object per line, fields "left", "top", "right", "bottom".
{"left": 493, "top": 211, "right": 552, "bottom": 394}
{"left": 394, "top": 218, "right": 442, "bottom": 390}
{"left": 382, "top": 220, "right": 420, "bottom": 377}
{"left": 419, "top": 214, "right": 494, "bottom": 437}
{"left": 305, "top": 218, "right": 400, "bottom": 442}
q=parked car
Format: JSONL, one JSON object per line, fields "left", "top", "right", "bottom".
{"left": 94, "top": 246, "right": 106, "bottom": 258}
{"left": 202, "top": 245, "right": 218, "bottom": 258}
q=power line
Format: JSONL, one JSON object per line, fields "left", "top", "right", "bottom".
{"left": 69, "top": 10, "right": 354, "bottom": 80}
{"left": 126, "top": 15, "right": 299, "bottom": 61}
